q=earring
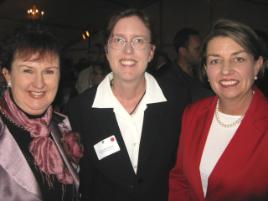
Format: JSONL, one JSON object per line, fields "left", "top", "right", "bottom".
{"left": 7, "top": 82, "right": 11, "bottom": 88}
{"left": 254, "top": 76, "right": 258, "bottom": 80}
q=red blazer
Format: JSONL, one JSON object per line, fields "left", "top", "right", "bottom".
{"left": 169, "top": 89, "right": 268, "bottom": 201}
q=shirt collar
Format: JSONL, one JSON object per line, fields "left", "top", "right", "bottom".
{"left": 92, "top": 72, "right": 167, "bottom": 108}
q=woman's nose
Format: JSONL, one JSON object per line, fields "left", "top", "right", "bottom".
{"left": 33, "top": 73, "right": 45, "bottom": 88}
{"left": 221, "top": 61, "right": 233, "bottom": 75}
{"left": 123, "top": 41, "right": 134, "bottom": 54}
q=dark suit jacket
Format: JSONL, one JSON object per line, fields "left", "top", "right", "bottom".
{"left": 169, "top": 89, "right": 268, "bottom": 201}
{"left": 155, "top": 62, "right": 213, "bottom": 103}
{"left": 67, "top": 79, "right": 190, "bottom": 201}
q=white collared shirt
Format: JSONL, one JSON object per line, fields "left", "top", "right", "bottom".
{"left": 92, "top": 72, "right": 166, "bottom": 173}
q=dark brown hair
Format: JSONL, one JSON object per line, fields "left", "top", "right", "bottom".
{"left": 105, "top": 8, "right": 155, "bottom": 44}
{"left": 200, "top": 19, "right": 266, "bottom": 83}
{"left": 173, "top": 28, "right": 199, "bottom": 54}
{"left": 1, "top": 27, "right": 61, "bottom": 71}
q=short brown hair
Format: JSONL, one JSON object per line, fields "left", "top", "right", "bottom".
{"left": 1, "top": 27, "right": 60, "bottom": 71}
{"left": 105, "top": 8, "right": 155, "bottom": 44}
{"left": 200, "top": 19, "right": 266, "bottom": 83}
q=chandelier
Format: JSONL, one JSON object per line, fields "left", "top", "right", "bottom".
{"left": 26, "top": 4, "right": 45, "bottom": 20}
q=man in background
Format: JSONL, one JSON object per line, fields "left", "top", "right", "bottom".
{"left": 156, "top": 28, "right": 213, "bottom": 102}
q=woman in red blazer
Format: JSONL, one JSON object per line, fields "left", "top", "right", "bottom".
{"left": 169, "top": 19, "right": 268, "bottom": 201}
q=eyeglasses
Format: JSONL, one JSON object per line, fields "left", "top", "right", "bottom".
{"left": 108, "top": 35, "right": 151, "bottom": 50}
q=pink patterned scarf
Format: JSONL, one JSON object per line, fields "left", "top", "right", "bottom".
{"left": 0, "top": 90, "right": 74, "bottom": 185}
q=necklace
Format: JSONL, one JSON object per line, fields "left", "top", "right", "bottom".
{"left": 110, "top": 79, "right": 146, "bottom": 115}
{"left": 215, "top": 101, "right": 244, "bottom": 128}
{"left": 129, "top": 90, "right": 146, "bottom": 115}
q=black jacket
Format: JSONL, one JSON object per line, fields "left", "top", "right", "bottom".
{"left": 67, "top": 77, "right": 190, "bottom": 201}
{"left": 155, "top": 62, "right": 213, "bottom": 103}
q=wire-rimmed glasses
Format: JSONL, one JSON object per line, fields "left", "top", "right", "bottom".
{"left": 108, "top": 35, "right": 151, "bottom": 50}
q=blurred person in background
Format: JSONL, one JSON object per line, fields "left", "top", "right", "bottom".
{"left": 156, "top": 28, "right": 213, "bottom": 103}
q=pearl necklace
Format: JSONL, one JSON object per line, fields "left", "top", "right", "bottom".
{"left": 215, "top": 101, "right": 244, "bottom": 128}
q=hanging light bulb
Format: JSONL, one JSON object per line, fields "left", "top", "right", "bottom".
{"left": 82, "top": 30, "right": 91, "bottom": 40}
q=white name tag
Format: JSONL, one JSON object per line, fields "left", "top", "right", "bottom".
{"left": 94, "top": 135, "right": 120, "bottom": 160}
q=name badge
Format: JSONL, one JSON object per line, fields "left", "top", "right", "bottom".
{"left": 94, "top": 135, "right": 120, "bottom": 160}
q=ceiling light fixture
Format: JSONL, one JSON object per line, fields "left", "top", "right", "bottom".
{"left": 26, "top": 4, "right": 45, "bottom": 20}
{"left": 82, "top": 30, "right": 90, "bottom": 40}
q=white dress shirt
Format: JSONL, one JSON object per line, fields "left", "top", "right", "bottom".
{"left": 92, "top": 72, "right": 166, "bottom": 173}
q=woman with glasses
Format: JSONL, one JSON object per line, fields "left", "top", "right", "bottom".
{"left": 67, "top": 8, "right": 190, "bottom": 201}
{"left": 169, "top": 19, "right": 268, "bottom": 201}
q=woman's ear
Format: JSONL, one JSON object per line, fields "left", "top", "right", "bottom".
{"left": 104, "top": 46, "right": 108, "bottom": 54}
{"left": 2, "top": 68, "right": 11, "bottom": 84}
{"left": 255, "top": 56, "right": 263, "bottom": 74}
{"left": 148, "top": 45, "right": 156, "bottom": 62}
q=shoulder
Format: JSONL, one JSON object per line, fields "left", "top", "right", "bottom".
{"left": 65, "top": 87, "right": 96, "bottom": 120}
{"left": 68, "top": 87, "right": 97, "bottom": 108}
{"left": 0, "top": 116, "right": 5, "bottom": 138}
{"left": 66, "top": 87, "right": 97, "bottom": 130}
{"left": 254, "top": 89, "right": 268, "bottom": 107}
{"left": 184, "top": 96, "right": 216, "bottom": 116}
{"left": 240, "top": 89, "right": 268, "bottom": 134}
{"left": 155, "top": 62, "right": 187, "bottom": 82}
{"left": 154, "top": 63, "right": 191, "bottom": 98}
{"left": 249, "top": 89, "right": 268, "bottom": 119}
{"left": 155, "top": 73, "right": 191, "bottom": 106}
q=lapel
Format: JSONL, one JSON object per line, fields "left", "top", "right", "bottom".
{"left": 189, "top": 97, "right": 217, "bottom": 200}
{"left": 50, "top": 119, "right": 79, "bottom": 188}
{"left": 202, "top": 90, "right": 268, "bottom": 200}
{"left": 89, "top": 107, "right": 137, "bottom": 179}
{"left": 88, "top": 101, "right": 170, "bottom": 178}
{"left": 137, "top": 103, "right": 162, "bottom": 174}
{"left": 0, "top": 125, "right": 41, "bottom": 197}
